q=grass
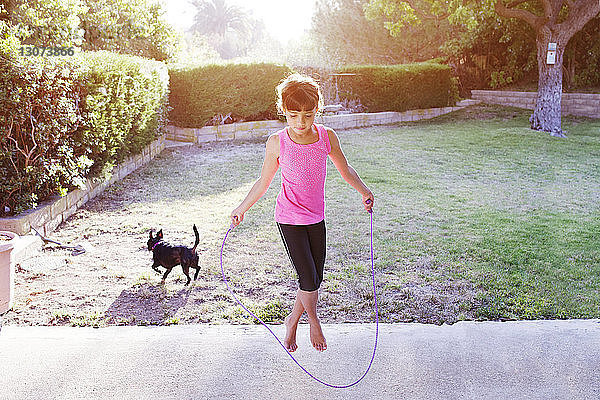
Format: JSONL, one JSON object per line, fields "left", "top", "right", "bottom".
{"left": 334, "top": 104, "right": 600, "bottom": 321}
{"left": 31, "top": 103, "right": 600, "bottom": 326}
{"left": 50, "top": 310, "right": 107, "bottom": 328}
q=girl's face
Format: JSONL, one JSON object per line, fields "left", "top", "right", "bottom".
{"left": 284, "top": 107, "right": 317, "bottom": 136}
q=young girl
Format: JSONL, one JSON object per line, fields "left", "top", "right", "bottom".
{"left": 230, "top": 73, "right": 374, "bottom": 352}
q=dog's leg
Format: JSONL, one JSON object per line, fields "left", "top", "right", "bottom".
{"left": 193, "top": 268, "right": 200, "bottom": 281}
{"left": 151, "top": 261, "right": 161, "bottom": 273}
{"left": 182, "top": 265, "right": 191, "bottom": 286}
{"left": 161, "top": 268, "right": 172, "bottom": 284}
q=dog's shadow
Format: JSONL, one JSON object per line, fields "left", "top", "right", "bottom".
{"left": 105, "top": 282, "right": 191, "bottom": 325}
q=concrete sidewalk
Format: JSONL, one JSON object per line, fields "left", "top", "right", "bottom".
{"left": 0, "top": 320, "right": 598, "bottom": 400}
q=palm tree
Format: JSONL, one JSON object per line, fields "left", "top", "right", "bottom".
{"left": 189, "top": 0, "right": 248, "bottom": 37}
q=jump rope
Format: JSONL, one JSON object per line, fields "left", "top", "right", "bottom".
{"left": 219, "top": 203, "right": 378, "bottom": 388}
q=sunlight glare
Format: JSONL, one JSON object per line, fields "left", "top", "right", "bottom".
{"left": 162, "top": 0, "right": 316, "bottom": 45}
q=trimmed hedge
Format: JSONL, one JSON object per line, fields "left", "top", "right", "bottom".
{"left": 77, "top": 51, "right": 169, "bottom": 174}
{"left": 168, "top": 63, "right": 293, "bottom": 128}
{"left": 0, "top": 50, "right": 169, "bottom": 216}
{"left": 167, "top": 62, "right": 458, "bottom": 129}
{"left": 337, "top": 62, "right": 459, "bottom": 112}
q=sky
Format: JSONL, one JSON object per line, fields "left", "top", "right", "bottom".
{"left": 161, "top": 0, "right": 317, "bottom": 44}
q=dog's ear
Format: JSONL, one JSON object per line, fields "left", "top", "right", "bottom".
{"left": 149, "top": 230, "right": 153, "bottom": 239}
{"left": 157, "top": 229, "right": 163, "bottom": 239}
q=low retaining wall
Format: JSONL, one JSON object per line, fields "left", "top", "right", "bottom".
{"left": 471, "top": 90, "right": 600, "bottom": 118}
{"left": 166, "top": 104, "right": 471, "bottom": 143}
{"left": 0, "top": 136, "right": 166, "bottom": 236}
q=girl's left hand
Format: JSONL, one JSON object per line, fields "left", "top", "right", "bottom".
{"left": 363, "top": 192, "right": 374, "bottom": 213}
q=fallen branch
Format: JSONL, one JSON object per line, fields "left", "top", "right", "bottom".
{"left": 31, "top": 226, "right": 86, "bottom": 256}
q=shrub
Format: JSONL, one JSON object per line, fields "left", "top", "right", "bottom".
{"left": 336, "top": 62, "right": 459, "bottom": 112}
{"left": 168, "top": 63, "right": 293, "bottom": 128}
{"left": 4, "top": 0, "right": 180, "bottom": 61}
{"left": 0, "top": 49, "right": 169, "bottom": 216}
{"left": 0, "top": 53, "right": 88, "bottom": 215}
{"left": 76, "top": 51, "right": 169, "bottom": 175}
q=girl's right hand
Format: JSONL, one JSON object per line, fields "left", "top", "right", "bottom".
{"left": 363, "top": 191, "right": 374, "bottom": 213}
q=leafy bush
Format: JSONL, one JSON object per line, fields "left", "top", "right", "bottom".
{"left": 76, "top": 51, "right": 169, "bottom": 175}
{"left": 0, "top": 49, "right": 87, "bottom": 215}
{"left": 168, "top": 63, "right": 293, "bottom": 128}
{"left": 4, "top": 0, "right": 85, "bottom": 47}
{"left": 0, "top": 49, "right": 168, "bottom": 216}
{"left": 4, "top": 0, "right": 181, "bottom": 61}
{"left": 336, "top": 62, "right": 459, "bottom": 112}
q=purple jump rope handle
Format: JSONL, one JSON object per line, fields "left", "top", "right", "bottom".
{"left": 221, "top": 210, "right": 378, "bottom": 389}
{"left": 366, "top": 198, "right": 373, "bottom": 214}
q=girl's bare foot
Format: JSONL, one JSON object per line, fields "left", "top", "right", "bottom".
{"left": 284, "top": 315, "right": 298, "bottom": 352}
{"left": 309, "top": 318, "right": 327, "bottom": 352}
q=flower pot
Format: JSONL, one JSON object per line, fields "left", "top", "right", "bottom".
{"left": 0, "top": 231, "right": 18, "bottom": 314}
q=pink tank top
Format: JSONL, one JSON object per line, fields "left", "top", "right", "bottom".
{"left": 275, "top": 123, "right": 331, "bottom": 225}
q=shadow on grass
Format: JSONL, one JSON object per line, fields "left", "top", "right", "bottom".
{"left": 104, "top": 283, "right": 192, "bottom": 326}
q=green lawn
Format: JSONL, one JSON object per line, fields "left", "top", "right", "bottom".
{"left": 332, "top": 104, "right": 600, "bottom": 322}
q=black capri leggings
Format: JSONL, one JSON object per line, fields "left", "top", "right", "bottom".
{"left": 277, "top": 220, "right": 326, "bottom": 292}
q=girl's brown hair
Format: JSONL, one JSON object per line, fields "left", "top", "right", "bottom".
{"left": 276, "top": 73, "right": 323, "bottom": 114}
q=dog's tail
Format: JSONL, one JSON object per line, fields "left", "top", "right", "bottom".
{"left": 192, "top": 224, "right": 199, "bottom": 252}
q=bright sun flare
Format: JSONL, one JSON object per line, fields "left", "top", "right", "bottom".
{"left": 163, "top": 0, "right": 316, "bottom": 45}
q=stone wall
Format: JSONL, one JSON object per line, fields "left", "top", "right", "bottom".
{"left": 471, "top": 90, "right": 600, "bottom": 118}
{"left": 165, "top": 103, "right": 475, "bottom": 144}
{"left": 0, "top": 136, "right": 166, "bottom": 236}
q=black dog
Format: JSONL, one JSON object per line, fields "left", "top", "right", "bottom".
{"left": 147, "top": 225, "right": 200, "bottom": 285}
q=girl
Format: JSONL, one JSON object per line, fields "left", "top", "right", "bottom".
{"left": 230, "top": 73, "right": 374, "bottom": 352}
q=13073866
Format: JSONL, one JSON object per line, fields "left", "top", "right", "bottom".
{"left": 19, "top": 46, "right": 76, "bottom": 57}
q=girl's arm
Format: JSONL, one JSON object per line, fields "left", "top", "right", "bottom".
{"left": 230, "top": 134, "right": 280, "bottom": 226}
{"left": 327, "top": 128, "right": 374, "bottom": 212}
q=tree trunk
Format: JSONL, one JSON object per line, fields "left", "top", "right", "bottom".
{"left": 530, "top": 28, "right": 565, "bottom": 137}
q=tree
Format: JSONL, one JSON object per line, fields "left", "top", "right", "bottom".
{"left": 311, "top": 0, "right": 452, "bottom": 65}
{"left": 3, "top": 0, "right": 181, "bottom": 61}
{"left": 441, "top": 12, "right": 539, "bottom": 95}
{"left": 2, "top": 0, "right": 86, "bottom": 47}
{"left": 80, "top": 0, "right": 181, "bottom": 61}
{"left": 189, "top": 0, "right": 252, "bottom": 59}
{"left": 365, "top": 0, "right": 600, "bottom": 137}
{"left": 189, "top": 0, "right": 248, "bottom": 37}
